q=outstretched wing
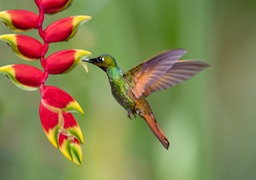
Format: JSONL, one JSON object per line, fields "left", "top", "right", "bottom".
{"left": 143, "top": 60, "right": 209, "bottom": 97}
{"left": 124, "top": 49, "right": 187, "bottom": 98}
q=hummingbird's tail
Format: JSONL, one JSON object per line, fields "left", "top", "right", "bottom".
{"left": 142, "top": 113, "right": 170, "bottom": 149}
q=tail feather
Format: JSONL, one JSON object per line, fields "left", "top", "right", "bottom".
{"left": 143, "top": 113, "right": 170, "bottom": 149}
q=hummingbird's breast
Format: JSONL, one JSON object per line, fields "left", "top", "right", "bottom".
{"left": 108, "top": 75, "right": 136, "bottom": 112}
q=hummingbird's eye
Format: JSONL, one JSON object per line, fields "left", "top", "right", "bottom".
{"left": 98, "top": 57, "right": 105, "bottom": 62}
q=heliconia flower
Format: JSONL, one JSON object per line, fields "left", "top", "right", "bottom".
{"left": 0, "top": 10, "right": 39, "bottom": 31}
{"left": 0, "top": 64, "right": 44, "bottom": 91}
{"left": 44, "top": 16, "right": 91, "bottom": 43}
{"left": 39, "top": 102, "right": 84, "bottom": 165}
{"left": 0, "top": 34, "right": 44, "bottom": 61}
{"left": 41, "top": 86, "right": 84, "bottom": 115}
{"left": 36, "top": 0, "right": 73, "bottom": 14}
{"left": 45, "top": 49, "right": 91, "bottom": 74}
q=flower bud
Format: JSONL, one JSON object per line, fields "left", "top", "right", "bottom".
{"left": 41, "top": 86, "right": 84, "bottom": 114}
{"left": 0, "top": 10, "right": 39, "bottom": 31}
{"left": 45, "top": 49, "right": 91, "bottom": 74}
{"left": 0, "top": 64, "right": 44, "bottom": 91}
{"left": 0, "top": 34, "right": 44, "bottom": 61}
{"left": 37, "top": 0, "right": 73, "bottom": 14}
{"left": 44, "top": 16, "right": 91, "bottom": 43}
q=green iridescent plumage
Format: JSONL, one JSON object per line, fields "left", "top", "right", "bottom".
{"left": 83, "top": 49, "right": 209, "bottom": 149}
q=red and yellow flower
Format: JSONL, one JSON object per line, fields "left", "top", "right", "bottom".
{"left": 40, "top": 86, "right": 84, "bottom": 165}
{"left": 0, "top": 10, "right": 39, "bottom": 31}
{"left": 0, "top": 34, "right": 45, "bottom": 61}
{"left": 45, "top": 49, "right": 91, "bottom": 74}
{"left": 36, "top": 0, "right": 74, "bottom": 14}
{"left": 44, "top": 16, "right": 91, "bottom": 43}
{"left": 0, "top": 64, "right": 44, "bottom": 91}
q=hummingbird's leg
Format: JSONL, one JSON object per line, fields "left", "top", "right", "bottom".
{"left": 127, "top": 111, "right": 133, "bottom": 119}
{"left": 127, "top": 111, "right": 137, "bottom": 119}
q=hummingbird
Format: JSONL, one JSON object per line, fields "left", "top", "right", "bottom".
{"left": 83, "top": 49, "right": 209, "bottom": 149}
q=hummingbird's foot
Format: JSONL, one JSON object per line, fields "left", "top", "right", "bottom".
{"left": 127, "top": 111, "right": 136, "bottom": 119}
{"left": 128, "top": 111, "right": 132, "bottom": 119}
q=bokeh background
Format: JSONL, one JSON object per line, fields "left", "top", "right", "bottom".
{"left": 0, "top": 0, "right": 256, "bottom": 179}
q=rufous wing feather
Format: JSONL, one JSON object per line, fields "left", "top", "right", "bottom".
{"left": 124, "top": 49, "right": 187, "bottom": 99}
{"left": 143, "top": 60, "right": 209, "bottom": 97}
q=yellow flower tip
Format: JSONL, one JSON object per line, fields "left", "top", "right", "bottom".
{"left": 0, "top": 34, "right": 20, "bottom": 58}
{"left": 66, "top": 101, "right": 84, "bottom": 115}
{"left": 0, "top": 11, "right": 10, "bottom": 21}
{"left": 0, "top": 65, "right": 35, "bottom": 91}
{"left": 45, "top": 128, "right": 59, "bottom": 148}
{"left": 71, "top": 145, "right": 82, "bottom": 165}
{"left": 0, "top": 11, "right": 21, "bottom": 31}
{"left": 69, "top": 142, "right": 83, "bottom": 165}
{"left": 0, "top": 34, "right": 16, "bottom": 43}
{"left": 68, "top": 126, "right": 84, "bottom": 144}
{"left": 74, "top": 50, "right": 91, "bottom": 73}
{"left": 72, "top": 16, "right": 92, "bottom": 32}
{"left": 74, "top": 49, "right": 91, "bottom": 59}
{"left": 74, "top": 50, "right": 91, "bottom": 70}
{"left": 59, "top": 139, "right": 83, "bottom": 165}
{"left": 59, "top": 140, "right": 72, "bottom": 161}
{"left": 0, "top": 11, "right": 13, "bottom": 30}
{"left": 79, "top": 134, "right": 84, "bottom": 144}
{"left": 66, "top": 16, "right": 92, "bottom": 41}
{"left": 73, "top": 15, "right": 92, "bottom": 25}
{"left": 0, "top": 64, "right": 14, "bottom": 74}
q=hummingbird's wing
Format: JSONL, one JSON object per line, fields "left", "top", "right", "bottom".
{"left": 124, "top": 49, "right": 187, "bottom": 99}
{"left": 143, "top": 60, "right": 209, "bottom": 97}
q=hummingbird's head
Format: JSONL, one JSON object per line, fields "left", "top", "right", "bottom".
{"left": 83, "top": 54, "right": 117, "bottom": 71}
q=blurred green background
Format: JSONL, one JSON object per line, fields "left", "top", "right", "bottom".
{"left": 0, "top": 0, "right": 256, "bottom": 179}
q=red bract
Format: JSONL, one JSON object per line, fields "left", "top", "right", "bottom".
{"left": 0, "top": 10, "right": 39, "bottom": 31}
{"left": 37, "top": 0, "right": 73, "bottom": 14}
{"left": 45, "top": 49, "right": 91, "bottom": 74}
{"left": 41, "top": 86, "right": 84, "bottom": 114}
{"left": 39, "top": 102, "right": 59, "bottom": 135}
{"left": 44, "top": 16, "right": 91, "bottom": 43}
{"left": 0, "top": 64, "right": 44, "bottom": 91}
{"left": 0, "top": 34, "right": 45, "bottom": 61}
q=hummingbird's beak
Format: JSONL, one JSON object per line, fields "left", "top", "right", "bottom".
{"left": 82, "top": 58, "right": 90, "bottom": 62}
{"left": 82, "top": 57, "right": 97, "bottom": 64}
